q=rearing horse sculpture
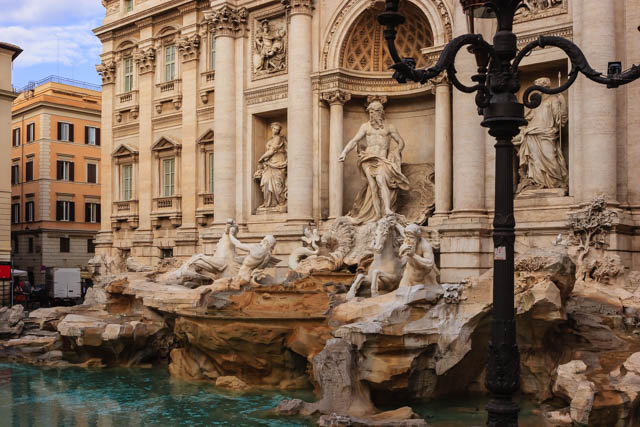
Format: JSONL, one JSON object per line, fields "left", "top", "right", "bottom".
{"left": 346, "top": 215, "right": 405, "bottom": 300}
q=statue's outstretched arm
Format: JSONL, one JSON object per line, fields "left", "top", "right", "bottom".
{"left": 229, "top": 233, "right": 252, "bottom": 253}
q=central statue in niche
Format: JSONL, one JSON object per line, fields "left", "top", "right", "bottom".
{"left": 339, "top": 101, "right": 410, "bottom": 223}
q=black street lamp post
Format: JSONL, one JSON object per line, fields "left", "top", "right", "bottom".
{"left": 377, "top": 0, "right": 640, "bottom": 425}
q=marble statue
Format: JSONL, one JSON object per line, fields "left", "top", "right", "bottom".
{"left": 255, "top": 122, "right": 288, "bottom": 211}
{"left": 517, "top": 0, "right": 563, "bottom": 17}
{"left": 346, "top": 215, "right": 405, "bottom": 300}
{"left": 229, "top": 226, "right": 280, "bottom": 284}
{"left": 514, "top": 77, "right": 568, "bottom": 193}
{"left": 398, "top": 224, "right": 439, "bottom": 288}
{"left": 254, "top": 19, "right": 286, "bottom": 75}
{"left": 164, "top": 219, "right": 239, "bottom": 286}
{"left": 288, "top": 227, "right": 320, "bottom": 271}
{"left": 339, "top": 101, "right": 410, "bottom": 223}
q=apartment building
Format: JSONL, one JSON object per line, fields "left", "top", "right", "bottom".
{"left": 10, "top": 77, "right": 102, "bottom": 286}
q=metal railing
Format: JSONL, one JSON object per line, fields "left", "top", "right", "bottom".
{"left": 16, "top": 75, "right": 102, "bottom": 94}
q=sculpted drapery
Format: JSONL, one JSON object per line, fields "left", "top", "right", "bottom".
{"left": 514, "top": 77, "right": 568, "bottom": 193}
{"left": 339, "top": 101, "right": 410, "bottom": 223}
{"left": 255, "top": 122, "right": 288, "bottom": 209}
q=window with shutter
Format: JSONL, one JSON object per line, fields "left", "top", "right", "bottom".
{"left": 86, "top": 126, "right": 97, "bottom": 145}
{"left": 60, "top": 237, "right": 70, "bottom": 253}
{"left": 165, "top": 45, "right": 176, "bottom": 82}
{"left": 69, "top": 124, "right": 74, "bottom": 142}
{"left": 162, "top": 158, "right": 175, "bottom": 197}
{"left": 69, "top": 202, "right": 75, "bottom": 222}
{"left": 25, "top": 201, "right": 34, "bottom": 222}
{"left": 88, "top": 239, "right": 96, "bottom": 253}
{"left": 96, "top": 128, "right": 101, "bottom": 146}
{"left": 56, "top": 201, "right": 63, "bottom": 221}
{"left": 87, "top": 163, "right": 97, "bottom": 184}
{"left": 12, "top": 128, "right": 20, "bottom": 146}
{"left": 85, "top": 203, "right": 99, "bottom": 223}
{"left": 25, "top": 161, "right": 33, "bottom": 181}
{"left": 11, "top": 165, "right": 19, "bottom": 185}
{"left": 57, "top": 160, "right": 73, "bottom": 181}
{"left": 57, "top": 160, "right": 63, "bottom": 180}
{"left": 11, "top": 204, "right": 19, "bottom": 224}
{"left": 56, "top": 201, "right": 74, "bottom": 222}
{"left": 26, "top": 123, "right": 35, "bottom": 142}
{"left": 69, "top": 162, "right": 75, "bottom": 182}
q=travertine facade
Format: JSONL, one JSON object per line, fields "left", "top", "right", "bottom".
{"left": 94, "top": 0, "right": 640, "bottom": 279}
{"left": 10, "top": 80, "right": 102, "bottom": 285}
{"left": 0, "top": 42, "right": 21, "bottom": 264}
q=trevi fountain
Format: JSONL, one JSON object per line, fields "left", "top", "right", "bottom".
{"left": 3, "top": 0, "right": 640, "bottom": 426}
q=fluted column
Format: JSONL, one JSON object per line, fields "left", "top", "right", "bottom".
{"left": 581, "top": 0, "right": 617, "bottom": 202}
{"left": 322, "top": 89, "right": 351, "bottom": 219}
{"left": 283, "top": 0, "right": 314, "bottom": 221}
{"left": 177, "top": 31, "right": 200, "bottom": 231}
{"left": 95, "top": 57, "right": 116, "bottom": 236}
{"left": 134, "top": 45, "right": 156, "bottom": 231}
{"left": 432, "top": 76, "right": 453, "bottom": 217}
{"left": 207, "top": 5, "right": 247, "bottom": 224}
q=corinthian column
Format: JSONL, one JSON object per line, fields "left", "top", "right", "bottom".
{"left": 431, "top": 75, "right": 452, "bottom": 218}
{"left": 206, "top": 5, "right": 247, "bottom": 223}
{"left": 283, "top": 0, "right": 314, "bottom": 221}
{"left": 581, "top": 0, "right": 617, "bottom": 202}
{"left": 322, "top": 89, "right": 351, "bottom": 219}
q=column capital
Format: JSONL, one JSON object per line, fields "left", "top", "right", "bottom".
{"left": 204, "top": 5, "right": 248, "bottom": 38}
{"left": 281, "top": 0, "right": 314, "bottom": 16}
{"left": 133, "top": 47, "right": 156, "bottom": 74}
{"left": 177, "top": 33, "right": 200, "bottom": 62}
{"left": 430, "top": 73, "right": 450, "bottom": 89}
{"left": 96, "top": 60, "right": 116, "bottom": 85}
{"left": 321, "top": 89, "right": 351, "bottom": 106}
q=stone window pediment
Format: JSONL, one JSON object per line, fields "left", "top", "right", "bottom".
{"left": 152, "top": 136, "right": 181, "bottom": 156}
{"left": 197, "top": 129, "right": 214, "bottom": 146}
{"left": 112, "top": 143, "right": 138, "bottom": 160}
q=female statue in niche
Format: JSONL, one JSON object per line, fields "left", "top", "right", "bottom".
{"left": 514, "top": 77, "right": 568, "bottom": 194}
{"left": 255, "top": 122, "right": 288, "bottom": 211}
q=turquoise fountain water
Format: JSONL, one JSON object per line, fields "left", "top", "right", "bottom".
{"left": 0, "top": 363, "right": 546, "bottom": 426}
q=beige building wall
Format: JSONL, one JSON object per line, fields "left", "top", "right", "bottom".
{"left": 94, "top": 0, "right": 640, "bottom": 276}
{"left": 0, "top": 42, "right": 21, "bottom": 264}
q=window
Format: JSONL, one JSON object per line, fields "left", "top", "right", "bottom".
{"left": 11, "top": 164, "right": 19, "bottom": 185}
{"left": 12, "top": 128, "right": 20, "bottom": 146}
{"left": 123, "top": 57, "right": 134, "bottom": 92}
{"left": 122, "top": 164, "right": 133, "bottom": 200}
{"left": 60, "top": 237, "right": 70, "bottom": 253}
{"left": 57, "top": 122, "right": 74, "bottom": 142}
{"left": 12, "top": 238, "right": 18, "bottom": 254}
{"left": 161, "top": 248, "right": 173, "bottom": 259}
{"left": 125, "top": 0, "right": 133, "bottom": 12}
{"left": 87, "top": 239, "right": 96, "bottom": 254}
{"left": 162, "top": 158, "right": 175, "bottom": 197}
{"left": 85, "top": 202, "right": 101, "bottom": 223}
{"left": 26, "top": 123, "right": 35, "bottom": 142}
{"left": 210, "top": 33, "right": 216, "bottom": 71}
{"left": 87, "top": 163, "right": 98, "bottom": 184}
{"left": 56, "top": 160, "right": 74, "bottom": 181}
{"left": 28, "top": 238, "right": 34, "bottom": 254}
{"left": 85, "top": 126, "right": 100, "bottom": 146}
{"left": 25, "top": 201, "right": 34, "bottom": 222}
{"left": 25, "top": 160, "right": 33, "bottom": 182}
{"left": 56, "top": 201, "right": 75, "bottom": 222}
{"left": 11, "top": 204, "right": 19, "bottom": 224}
{"left": 208, "top": 152, "right": 214, "bottom": 193}
{"left": 165, "top": 45, "right": 176, "bottom": 82}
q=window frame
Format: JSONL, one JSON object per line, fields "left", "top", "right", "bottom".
{"left": 26, "top": 123, "right": 35, "bottom": 142}
{"left": 210, "top": 33, "right": 216, "bottom": 71}
{"left": 25, "top": 160, "right": 34, "bottom": 182}
{"left": 11, "top": 203, "right": 20, "bottom": 224}
{"left": 59, "top": 122, "right": 72, "bottom": 142}
{"left": 25, "top": 201, "right": 35, "bottom": 222}
{"left": 162, "top": 158, "right": 175, "bottom": 197}
{"left": 123, "top": 57, "right": 134, "bottom": 92}
{"left": 87, "top": 162, "right": 98, "bottom": 184}
{"left": 12, "top": 128, "right": 20, "bottom": 147}
{"left": 11, "top": 164, "right": 19, "bottom": 185}
{"left": 57, "top": 200, "right": 75, "bottom": 222}
{"left": 57, "top": 160, "right": 74, "bottom": 182}
{"left": 164, "top": 45, "right": 176, "bottom": 82}
{"left": 59, "top": 237, "right": 70, "bottom": 253}
{"left": 121, "top": 164, "right": 133, "bottom": 201}
{"left": 28, "top": 238, "right": 34, "bottom": 254}
{"left": 85, "top": 202, "right": 100, "bottom": 224}
{"left": 208, "top": 152, "right": 214, "bottom": 193}
{"left": 87, "top": 239, "right": 96, "bottom": 254}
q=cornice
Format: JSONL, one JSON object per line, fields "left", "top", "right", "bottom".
{"left": 94, "top": 0, "right": 194, "bottom": 37}
{"left": 312, "top": 69, "right": 430, "bottom": 97}
{"left": 244, "top": 83, "right": 288, "bottom": 105}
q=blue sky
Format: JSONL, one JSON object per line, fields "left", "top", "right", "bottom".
{"left": 0, "top": 0, "right": 104, "bottom": 90}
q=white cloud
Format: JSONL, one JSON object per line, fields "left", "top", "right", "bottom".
{"left": 0, "top": 23, "right": 102, "bottom": 68}
{"left": 0, "top": 0, "right": 104, "bottom": 26}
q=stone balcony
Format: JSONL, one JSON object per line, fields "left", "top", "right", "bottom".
{"left": 152, "top": 195, "right": 182, "bottom": 228}
{"left": 199, "top": 71, "right": 215, "bottom": 104}
{"left": 111, "top": 200, "right": 139, "bottom": 230}
{"left": 115, "top": 90, "right": 139, "bottom": 123}
{"left": 196, "top": 193, "right": 214, "bottom": 225}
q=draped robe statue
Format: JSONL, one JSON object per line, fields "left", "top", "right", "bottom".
{"left": 255, "top": 122, "right": 288, "bottom": 210}
{"left": 514, "top": 77, "right": 568, "bottom": 193}
{"left": 339, "top": 101, "right": 410, "bottom": 223}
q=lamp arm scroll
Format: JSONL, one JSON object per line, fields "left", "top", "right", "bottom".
{"left": 516, "top": 36, "right": 640, "bottom": 108}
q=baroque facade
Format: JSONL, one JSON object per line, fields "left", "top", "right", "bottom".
{"left": 10, "top": 79, "right": 102, "bottom": 286}
{"left": 94, "top": 0, "right": 640, "bottom": 280}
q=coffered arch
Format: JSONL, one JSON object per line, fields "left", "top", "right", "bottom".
{"left": 322, "top": 0, "right": 452, "bottom": 72}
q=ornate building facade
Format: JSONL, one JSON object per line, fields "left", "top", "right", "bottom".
{"left": 94, "top": 0, "right": 640, "bottom": 281}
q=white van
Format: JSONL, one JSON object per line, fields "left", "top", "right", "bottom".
{"left": 52, "top": 268, "right": 82, "bottom": 302}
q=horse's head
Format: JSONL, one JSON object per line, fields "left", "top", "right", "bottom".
{"left": 372, "top": 215, "right": 397, "bottom": 254}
